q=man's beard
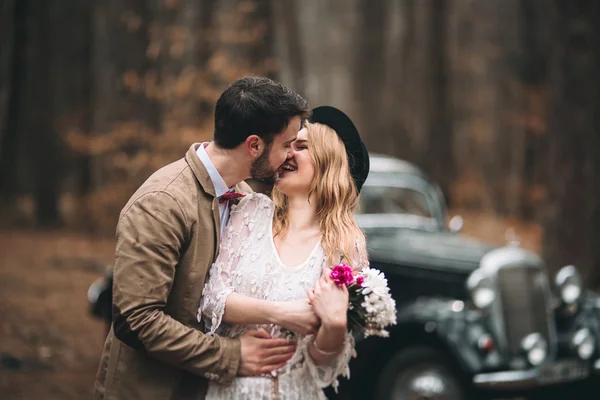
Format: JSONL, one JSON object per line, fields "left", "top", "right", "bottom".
{"left": 250, "top": 145, "right": 278, "bottom": 185}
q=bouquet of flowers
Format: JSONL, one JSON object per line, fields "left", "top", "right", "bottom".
{"left": 330, "top": 263, "right": 397, "bottom": 338}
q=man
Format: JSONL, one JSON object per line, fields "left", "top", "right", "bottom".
{"left": 94, "top": 77, "right": 318, "bottom": 399}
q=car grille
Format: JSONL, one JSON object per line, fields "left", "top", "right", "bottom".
{"left": 497, "top": 266, "right": 552, "bottom": 356}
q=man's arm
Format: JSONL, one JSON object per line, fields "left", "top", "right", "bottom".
{"left": 112, "top": 191, "right": 240, "bottom": 383}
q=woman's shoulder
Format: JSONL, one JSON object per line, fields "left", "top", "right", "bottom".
{"left": 232, "top": 192, "right": 274, "bottom": 213}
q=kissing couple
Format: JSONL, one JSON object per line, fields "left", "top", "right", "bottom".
{"left": 94, "top": 76, "right": 371, "bottom": 400}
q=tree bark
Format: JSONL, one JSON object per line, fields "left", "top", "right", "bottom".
{"left": 446, "top": 0, "right": 525, "bottom": 216}
{"left": 0, "top": 0, "right": 24, "bottom": 204}
{"left": 515, "top": 0, "right": 551, "bottom": 221}
{"left": 542, "top": 0, "right": 600, "bottom": 286}
{"left": 271, "top": 0, "right": 306, "bottom": 93}
{"left": 353, "top": 0, "right": 386, "bottom": 153}
{"left": 152, "top": 0, "right": 213, "bottom": 131}
{"left": 420, "top": 0, "right": 453, "bottom": 204}
{"left": 290, "top": 0, "right": 361, "bottom": 116}
{"left": 36, "top": 0, "right": 64, "bottom": 226}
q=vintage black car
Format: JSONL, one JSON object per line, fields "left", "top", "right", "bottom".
{"left": 88, "top": 154, "right": 600, "bottom": 399}
{"left": 328, "top": 154, "right": 600, "bottom": 400}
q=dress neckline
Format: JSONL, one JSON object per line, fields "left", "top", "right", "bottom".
{"left": 268, "top": 215, "right": 322, "bottom": 271}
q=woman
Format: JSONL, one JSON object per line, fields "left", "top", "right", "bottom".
{"left": 199, "top": 106, "right": 370, "bottom": 399}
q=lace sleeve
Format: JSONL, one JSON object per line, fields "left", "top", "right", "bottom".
{"left": 299, "top": 332, "right": 356, "bottom": 392}
{"left": 295, "top": 236, "right": 367, "bottom": 390}
{"left": 355, "top": 236, "right": 370, "bottom": 270}
{"left": 197, "top": 194, "right": 269, "bottom": 333}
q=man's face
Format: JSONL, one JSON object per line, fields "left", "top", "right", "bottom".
{"left": 250, "top": 116, "right": 301, "bottom": 184}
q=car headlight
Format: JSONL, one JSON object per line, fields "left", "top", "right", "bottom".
{"left": 87, "top": 277, "right": 106, "bottom": 303}
{"left": 555, "top": 265, "right": 582, "bottom": 305}
{"left": 572, "top": 328, "right": 595, "bottom": 360}
{"left": 467, "top": 269, "right": 496, "bottom": 309}
{"left": 521, "top": 332, "right": 548, "bottom": 366}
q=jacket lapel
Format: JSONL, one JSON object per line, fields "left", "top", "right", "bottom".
{"left": 212, "top": 198, "right": 221, "bottom": 246}
{"left": 185, "top": 143, "right": 221, "bottom": 250}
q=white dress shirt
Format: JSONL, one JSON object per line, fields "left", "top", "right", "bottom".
{"left": 196, "top": 143, "right": 233, "bottom": 235}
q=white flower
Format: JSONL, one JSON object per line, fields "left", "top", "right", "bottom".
{"left": 350, "top": 268, "right": 397, "bottom": 338}
{"left": 361, "top": 268, "right": 391, "bottom": 297}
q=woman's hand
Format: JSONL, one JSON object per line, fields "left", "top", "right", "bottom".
{"left": 272, "top": 299, "right": 320, "bottom": 335}
{"left": 307, "top": 268, "right": 348, "bottom": 329}
{"left": 306, "top": 268, "right": 348, "bottom": 364}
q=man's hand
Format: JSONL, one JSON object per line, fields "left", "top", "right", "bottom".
{"left": 273, "top": 299, "right": 320, "bottom": 335}
{"left": 238, "top": 329, "right": 296, "bottom": 376}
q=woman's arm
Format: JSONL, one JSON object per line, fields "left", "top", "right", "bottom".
{"left": 306, "top": 270, "right": 349, "bottom": 365}
{"left": 223, "top": 293, "right": 319, "bottom": 336}
{"left": 307, "top": 320, "right": 347, "bottom": 365}
{"left": 200, "top": 194, "right": 318, "bottom": 335}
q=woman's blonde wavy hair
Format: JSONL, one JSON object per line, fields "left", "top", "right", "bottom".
{"left": 272, "top": 121, "right": 367, "bottom": 268}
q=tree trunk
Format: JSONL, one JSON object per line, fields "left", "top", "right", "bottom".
{"left": 542, "top": 0, "right": 600, "bottom": 286}
{"left": 271, "top": 0, "right": 306, "bottom": 93}
{"left": 446, "top": 0, "right": 525, "bottom": 216}
{"left": 417, "top": 0, "right": 453, "bottom": 204}
{"left": 152, "top": 0, "right": 214, "bottom": 132}
{"left": 515, "top": 0, "right": 551, "bottom": 221}
{"left": 211, "top": 0, "right": 276, "bottom": 83}
{"left": 353, "top": 0, "right": 386, "bottom": 153}
{"left": 28, "top": 0, "right": 63, "bottom": 226}
{"left": 0, "top": 0, "right": 25, "bottom": 204}
{"left": 285, "top": 0, "right": 361, "bottom": 116}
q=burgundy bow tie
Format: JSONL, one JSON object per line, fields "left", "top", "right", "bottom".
{"left": 218, "top": 190, "right": 245, "bottom": 204}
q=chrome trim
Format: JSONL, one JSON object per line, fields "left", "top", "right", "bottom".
{"left": 555, "top": 265, "right": 582, "bottom": 305}
{"left": 474, "top": 360, "right": 590, "bottom": 390}
{"left": 355, "top": 214, "right": 439, "bottom": 232}
{"left": 474, "top": 369, "right": 541, "bottom": 390}
{"left": 368, "top": 154, "right": 418, "bottom": 173}
{"left": 87, "top": 277, "right": 106, "bottom": 303}
{"left": 477, "top": 247, "right": 557, "bottom": 360}
{"left": 467, "top": 269, "right": 495, "bottom": 309}
{"left": 572, "top": 328, "right": 595, "bottom": 360}
{"left": 521, "top": 332, "right": 548, "bottom": 366}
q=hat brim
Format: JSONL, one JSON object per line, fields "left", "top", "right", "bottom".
{"left": 309, "top": 106, "right": 370, "bottom": 192}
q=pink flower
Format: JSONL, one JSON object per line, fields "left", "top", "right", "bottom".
{"left": 330, "top": 264, "right": 354, "bottom": 287}
{"left": 356, "top": 276, "right": 364, "bottom": 287}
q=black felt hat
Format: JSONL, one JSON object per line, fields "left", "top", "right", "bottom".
{"left": 309, "top": 106, "right": 370, "bottom": 192}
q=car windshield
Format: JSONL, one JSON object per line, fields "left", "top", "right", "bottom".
{"left": 358, "top": 185, "right": 433, "bottom": 218}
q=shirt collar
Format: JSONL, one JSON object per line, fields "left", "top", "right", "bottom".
{"left": 196, "top": 143, "right": 231, "bottom": 198}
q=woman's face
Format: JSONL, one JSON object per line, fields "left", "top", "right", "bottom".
{"left": 274, "top": 127, "right": 315, "bottom": 196}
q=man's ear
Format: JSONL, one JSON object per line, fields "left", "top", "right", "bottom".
{"left": 245, "top": 135, "right": 262, "bottom": 158}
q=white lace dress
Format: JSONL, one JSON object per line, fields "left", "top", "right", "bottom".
{"left": 198, "top": 193, "right": 356, "bottom": 400}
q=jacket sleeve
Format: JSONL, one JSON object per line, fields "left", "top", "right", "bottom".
{"left": 111, "top": 191, "right": 240, "bottom": 384}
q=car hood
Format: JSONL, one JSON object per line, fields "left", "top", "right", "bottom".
{"left": 366, "top": 229, "right": 495, "bottom": 274}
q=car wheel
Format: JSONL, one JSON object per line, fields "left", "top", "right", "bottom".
{"left": 377, "top": 346, "right": 468, "bottom": 400}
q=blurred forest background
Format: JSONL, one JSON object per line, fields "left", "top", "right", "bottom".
{"left": 3, "top": 0, "right": 600, "bottom": 282}
{"left": 0, "top": 0, "right": 600, "bottom": 397}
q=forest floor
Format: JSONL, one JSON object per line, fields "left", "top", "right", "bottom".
{"left": 0, "top": 210, "right": 540, "bottom": 399}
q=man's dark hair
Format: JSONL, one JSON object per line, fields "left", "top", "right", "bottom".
{"left": 213, "top": 76, "right": 311, "bottom": 149}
